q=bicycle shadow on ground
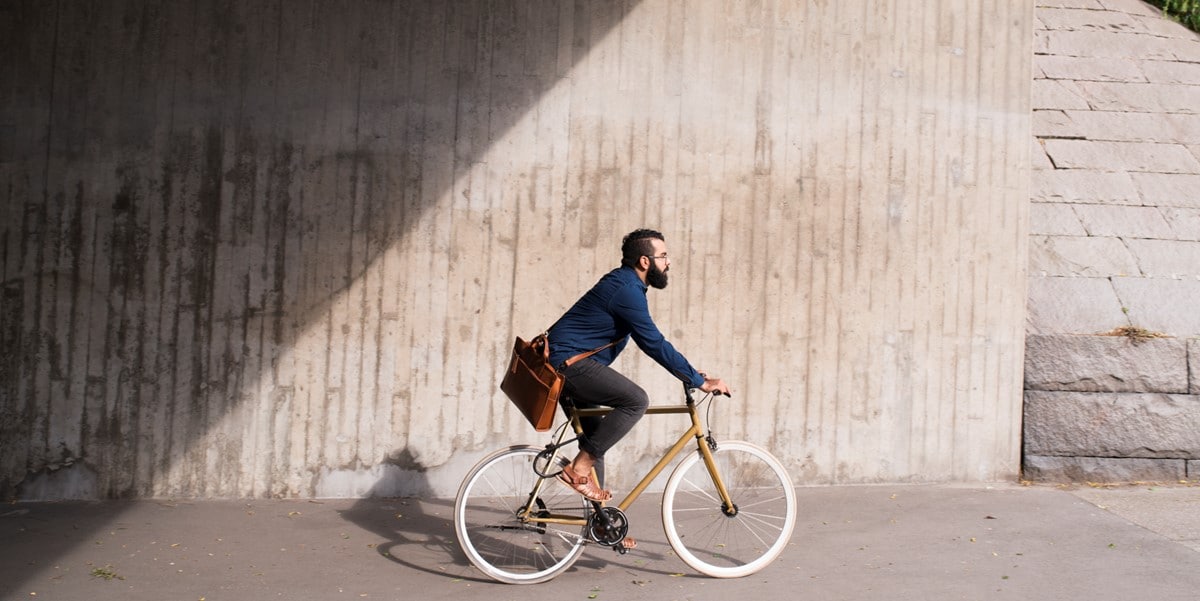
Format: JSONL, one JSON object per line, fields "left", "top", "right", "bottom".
{"left": 335, "top": 448, "right": 696, "bottom": 583}
{"left": 335, "top": 448, "right": 476, "bottom": 581}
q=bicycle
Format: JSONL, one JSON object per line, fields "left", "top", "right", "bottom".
{"left": 453, "top": 384, "right": 797, "bottom": 584}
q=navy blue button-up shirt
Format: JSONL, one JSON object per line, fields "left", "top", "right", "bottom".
{"left": 547, "top": 266, "right": 704, "bottom": 388}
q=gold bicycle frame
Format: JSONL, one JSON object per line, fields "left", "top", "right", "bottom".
{"left": 516, "top": 401, "right": 736, "bottom": 528}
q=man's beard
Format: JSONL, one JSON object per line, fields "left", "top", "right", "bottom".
{"left": 647, "top": 262, "right": 669, "bottom": 289}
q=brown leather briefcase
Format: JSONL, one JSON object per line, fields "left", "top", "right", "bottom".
{"left": 499, "top": 334, "right": 613, "bottom": 431}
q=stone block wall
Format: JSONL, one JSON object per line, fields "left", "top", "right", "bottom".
{"left": 1023, "top": 335, "right": 1200, "bottom": 481}
{"left": 1026, "top": 1, "right": 1200, "bottom": 483}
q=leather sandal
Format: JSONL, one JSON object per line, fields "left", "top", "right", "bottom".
{"left": 557, "top": 468, "right": 613, "bottom": 502}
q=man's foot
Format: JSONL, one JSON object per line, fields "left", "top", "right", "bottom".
{"left": 557, "top": 467, "right": 613, "bottom": 502}
{"left": 620, "top": 536, "right": 637, "bottom": 550}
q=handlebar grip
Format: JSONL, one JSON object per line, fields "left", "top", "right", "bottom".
{"left": 684, "top": 384, "right": 731, "bottom": 399}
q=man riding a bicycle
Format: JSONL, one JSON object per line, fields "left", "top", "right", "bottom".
{"left": 454, "top": 233, "right": 794, "bottom": 581}
{"left": 547, "top": 228, "right": 732, "bottom": 539}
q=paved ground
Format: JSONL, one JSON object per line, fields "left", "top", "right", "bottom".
{"left": 3, "top": 483, "right": 1199, "bottom": 601}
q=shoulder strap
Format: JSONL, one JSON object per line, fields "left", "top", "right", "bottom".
{"left": 541, "top": 329, "right": 619, "bottom": 368}
{"left": 563, "top": 340, "right": 618, "bottom": 367}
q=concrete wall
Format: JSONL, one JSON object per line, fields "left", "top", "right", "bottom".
{"left": 1, "top": 0, "right": 1033, "bottom": 499}
{"left": 1026, "top": 0, "right": 1200, "bottom": 482}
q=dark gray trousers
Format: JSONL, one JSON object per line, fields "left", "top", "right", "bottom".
{"left": 559, "top": 358, "right": 650, "bottom": 485}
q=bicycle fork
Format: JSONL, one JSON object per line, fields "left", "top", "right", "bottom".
{"left": 697, "top": 433, "right": 739, "bottom": 516}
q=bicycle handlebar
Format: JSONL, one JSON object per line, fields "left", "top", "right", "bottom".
{"left": 685, "top": 383, "right": 731, "bottom": 401}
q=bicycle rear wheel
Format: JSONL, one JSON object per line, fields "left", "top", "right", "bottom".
{"left": 454, "top": 445, "right": 589, "bottom": 584}
{"left": 661, "top": 440, "right": 796, "bottom": 578}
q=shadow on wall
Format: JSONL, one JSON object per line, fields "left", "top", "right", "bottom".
{"left": 1, "top": 0, "right": 640, "bottom": 499}
{"left": 0, "top": 1, "right": 639, "bottom": 597}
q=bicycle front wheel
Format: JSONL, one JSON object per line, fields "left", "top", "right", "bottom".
{"left": 661, "top": 440, "right": 797, "bottom": 578}
{"left": 454, "top": 445, "right": 589, "bottom": 584}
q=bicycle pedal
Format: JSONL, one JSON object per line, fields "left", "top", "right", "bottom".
{"left": 613, "top": 544, "right": 628, "bottom": 556}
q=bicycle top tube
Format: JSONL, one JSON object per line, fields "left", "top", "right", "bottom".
{"left": 567, "top": 383, "right": 719, "bottom": 419}
{"left": 571, "top": 404, "right": 694, "bottom": 418}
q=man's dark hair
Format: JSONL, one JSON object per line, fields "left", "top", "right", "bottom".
{"left": 621, "top": 229, "right": 665, "bottom": 268}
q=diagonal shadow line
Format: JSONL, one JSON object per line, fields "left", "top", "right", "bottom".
{"left": 1, "top": 0, "right": 645, "bottom": 597}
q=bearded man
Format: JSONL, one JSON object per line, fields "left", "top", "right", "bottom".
{"left": 546, "top": 229, "right": 731, "bottom": 551}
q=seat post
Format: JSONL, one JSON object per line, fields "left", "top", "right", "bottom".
{"left": 559, "top": 394, "right": 582, "bottom": 434}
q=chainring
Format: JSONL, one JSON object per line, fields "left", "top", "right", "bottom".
{"left": 587, "top": 506, "right": 629, "bottom": 547}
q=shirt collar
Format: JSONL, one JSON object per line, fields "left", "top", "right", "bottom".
{"left": 619, "top": 265, "right": 648, "bottom": 292}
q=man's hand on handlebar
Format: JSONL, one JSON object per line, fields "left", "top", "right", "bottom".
{"left": 698, "top": 373, "right": 731, "bottom": 397}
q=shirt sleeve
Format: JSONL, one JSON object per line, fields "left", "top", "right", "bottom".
{"left": 608, "top": 282, "right": 705, "bottom": 388}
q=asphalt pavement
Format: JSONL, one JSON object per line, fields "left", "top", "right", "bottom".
{"left": 3, "top": 482, "right": 1199, "bottom": 601}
